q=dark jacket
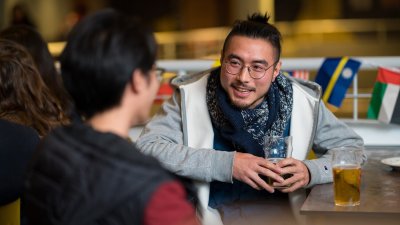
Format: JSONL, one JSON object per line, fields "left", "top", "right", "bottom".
{"left": 24, "top": 123, "right": 188, "bottom": 225}
{"left": 0, "top": 119, "right": 39, "bottom": 205}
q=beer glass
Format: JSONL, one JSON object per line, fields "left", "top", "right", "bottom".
{"left": 332, "top": 147, "right": 362, "bottom": 206}
{"left": 263, "top": 136, "right": 293, "bottom": 188}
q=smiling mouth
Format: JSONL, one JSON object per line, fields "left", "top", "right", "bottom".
{"left": 231, "top": 84, "right": 255, "bottom": 93}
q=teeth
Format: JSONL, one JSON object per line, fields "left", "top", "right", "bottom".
{"left": 236, "top": 87, "right": 249, "bottom": 92}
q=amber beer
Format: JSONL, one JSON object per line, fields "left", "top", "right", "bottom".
{"left": 333, "top": 164, "right": 361, "bottom": 206}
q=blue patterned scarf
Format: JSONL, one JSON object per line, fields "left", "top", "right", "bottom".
{"left": 206, "top": 68, "right": 293, "bottom": 157}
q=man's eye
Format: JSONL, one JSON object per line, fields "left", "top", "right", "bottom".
{"left": 251, "top": 65, "right": 266, "bottom": 72}
{"left": 229, "top": 61, "right": 241, "bottom": 67}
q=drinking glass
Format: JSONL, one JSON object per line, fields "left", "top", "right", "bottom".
{"left": 263, "top": 135, "right": 293, "bottom": 188}
{"left": 332, "top": 147, "right": 362, "bottom": 206}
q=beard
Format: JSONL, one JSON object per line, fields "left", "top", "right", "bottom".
{"left": 228, "top": 81, "right": 266, "bottom": 109}
{"left": 229, "top": 94, "right": 265, "bottom": 109}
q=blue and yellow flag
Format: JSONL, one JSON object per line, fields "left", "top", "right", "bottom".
{"left": 315, "top": 57, "right": 361, "bottom": 108}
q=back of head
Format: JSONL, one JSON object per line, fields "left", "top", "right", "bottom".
{"left": 0, "top": 39, "right": 66, "bottom": 136}
{"left": 11, "top": 3, "right": 35, "bottom": 27}
{"left": 60, "top": 8, "right": 157, "bottom": 119}
{"left": 0, "top": 25, "right": 71, "bottom": 112}
{"left": 222, "top": 13, "right": 282, "bottom": 61}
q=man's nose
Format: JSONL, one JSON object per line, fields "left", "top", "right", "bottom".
{"left": 236, "top": 66, "right": 251, "bottom": 82}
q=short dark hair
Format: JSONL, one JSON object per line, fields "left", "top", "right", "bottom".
{"left": 222, "top": 13, "right": 282, "bottom": 61}
{"left": 60, "top": 9, "right": 157, "bottom": 119}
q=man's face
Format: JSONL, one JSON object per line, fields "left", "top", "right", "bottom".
{"left": 220, "top": 35, "right": 281, "bottom": 109}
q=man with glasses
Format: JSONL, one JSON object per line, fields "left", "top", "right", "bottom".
{"left": 138, "top": 13, "right": 364, "bottom": 225}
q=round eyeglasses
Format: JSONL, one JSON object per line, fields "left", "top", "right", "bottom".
{"left": 224, "top": 59, "right": 278, "bottom": 79}
{"left": 155, "top": 68, "right": 165, "bottom": 82}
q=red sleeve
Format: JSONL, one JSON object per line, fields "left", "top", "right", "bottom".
{"left": 144, "top": 181, "right": 200, "bottom": 225}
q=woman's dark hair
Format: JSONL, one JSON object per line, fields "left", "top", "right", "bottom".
{"left": 222, "top": 13, "right": 282, "bottom": 61}
{"left": 60, "top": 9, "right": 157, "bottom": 119}
{"left": 0, "top": 39, "right": 68, "bottom": 136}
{"left": 0, "top": 25, "right": 73, "bottom": 116}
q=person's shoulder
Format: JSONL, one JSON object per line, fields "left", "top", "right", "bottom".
{"left": 39, "top": 124, "right": 73, "bottom": 146}
{"left": 171, "top": 67, "right": 217, "bottom": 87}
{"left": 0, "top": 119, "right": 40, "bottom": 142}
{"left": 0, "top": 119, "right": 40, "bottom": 161}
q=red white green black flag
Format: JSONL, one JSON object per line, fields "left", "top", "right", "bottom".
{"left": 367, "top": 67, "right": 400, "bottom": 125}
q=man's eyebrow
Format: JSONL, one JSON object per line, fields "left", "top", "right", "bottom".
{"left": 251, "top": 59, "right": 268, "bottom": 65}
{"left": 227, "top": 54, "right": 268, "bottom": 65}
{"left": 227, "top": 54, "right": 242, "bottom": 61}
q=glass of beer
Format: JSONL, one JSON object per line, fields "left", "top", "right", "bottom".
{"left": 263, "top": 136, "right": 293, "bottom": 188}
{"left": 332, "top": 147, "right": 362, "bottom": 206}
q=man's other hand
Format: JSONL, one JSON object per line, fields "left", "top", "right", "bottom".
{"left": 273, "top": 158, "right": 310, "bottom": 192}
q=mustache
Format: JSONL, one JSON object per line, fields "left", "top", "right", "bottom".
{"left": 231, "top": 81, "right": 256, "bottom": 91}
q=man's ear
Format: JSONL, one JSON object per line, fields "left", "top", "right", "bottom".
{"left": 130, "top": 69, "right": 146, "bottom": 94}
{"left": 272, "top": 61, "right": 282, "bottom": 82}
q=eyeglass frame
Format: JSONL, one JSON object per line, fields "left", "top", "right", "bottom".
{"left": 223, "top": 59, "right": 279, "bottom": 80}
{"left": 155, "top": 67, "right": 165, "bottom": 82}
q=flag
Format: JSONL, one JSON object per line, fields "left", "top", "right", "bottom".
{"left": 283, "top": 70, "right": 309, "bottom": 80}
{"left": 314, "top": 57, "right": 361, "bottom": 108}
{"left": 212, "top": 59, "right": 221, "bottom": 67}
{"left": 367, "top": 67, "right": 400, "bottom": 125}
{"left": 154, "top": 72, "right": 176, "bottom": 104}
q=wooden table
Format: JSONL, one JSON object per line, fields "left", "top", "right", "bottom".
{"left": 300, "top": 147, "right": 400, "bottom": 225}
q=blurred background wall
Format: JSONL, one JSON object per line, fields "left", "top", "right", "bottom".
{"left": 1, "top": 0, "right": 399, "bottom": 58}
{"left": 0, "top": 0, "right": 399, "bottom": 118}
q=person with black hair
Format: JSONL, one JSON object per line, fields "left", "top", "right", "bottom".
{"left": 24, "top": 9, "right": 199, "bottom": 225}
{"left": 137, "top": 13, "right": 365, "bottom": 224}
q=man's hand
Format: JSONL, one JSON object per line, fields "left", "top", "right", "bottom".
{"left": 273, "top": 158, "right": 310, "bottom": 192}
{"left": 232, "top": 152, "right": 284, "bottom": 193}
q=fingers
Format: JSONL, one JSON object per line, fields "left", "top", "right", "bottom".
{"left": 232, "top": 154, "right": 310, "bottom": 193}
{"left": 252, "top": 161, "right": 283, "bottom": 193}
{"left": 232, "top": 152, "right": 282, "bottom": 193}
{"left": 278, "top": 179, "right": 304, "bottom": 193}
{"left": 273, "top": 158, "right": 310, "bottom": 192}
{"left": 259, "top": 159, "right": 284, "bottom": 174}
{"left": 243, "top": 173, "right": 275, "bottom": 193}
{"left": 251, "top": 174, "right": 276, "bottom": 193}
{"left": 242, "top": 176, "right": 263, "bottom": 190}
{"left": 257, "top": 166, "right": 284, "bottom": 183}
{"left": 235, "top": 166, "right": 276, "bottom": 193}
{"left": 276, "top": 157, "right": 296, "bottom": 168}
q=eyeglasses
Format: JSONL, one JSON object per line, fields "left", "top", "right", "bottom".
{"left": 224, "top": 59, "right": 278, "bottom": 79}
{"left": 155, "top": 68, "right": 165, "bottom": 82}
